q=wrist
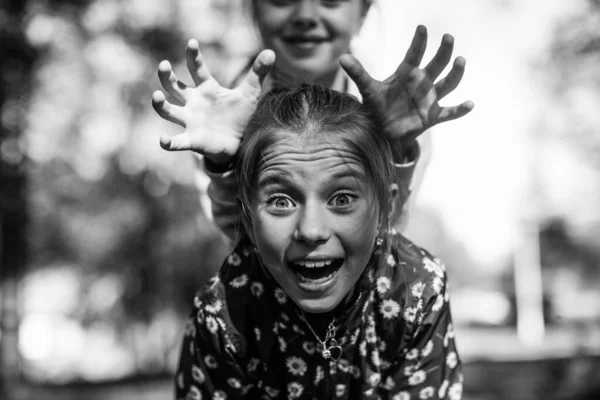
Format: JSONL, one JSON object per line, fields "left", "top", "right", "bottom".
{"left": 389, "top": 140, "right": 418, "bottom": 164}
{"left": 204, "top": 155, "right": 234, "bottom": 173}
{"left": 389, "top": 141, "right": 407, "bottom": 163}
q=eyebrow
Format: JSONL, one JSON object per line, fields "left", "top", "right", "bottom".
{"left": 256, "top": 170, "right": 294, "bottom": 188}
{"left": 330, "top": 169, "right": 365, "bottom": 181}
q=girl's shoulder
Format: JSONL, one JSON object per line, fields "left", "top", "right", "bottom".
{"left": 187, "top": 243, "right": 260, "bottom": 351}
{"left": 376, "top": 232, "right": 449, "bottom": 316}
{"left": 369, "top": 233, "right": 451, "bottom": 356}
{"left": 388, "top": 231, "right": 448, "bottom": 284}
{"left": 193, "top": 242, "right": 259, "bottom": 308}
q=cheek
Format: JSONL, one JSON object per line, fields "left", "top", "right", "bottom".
{"left": 256, "top": 23, "right": 275, "bottom": 46}
{"left": 255, "top": 9, "right": 285, "bottom": 40}
{"left": 251, "top": 210, "right": 292, "bottom": 261}
{"left": 327, "top": 8, "right": 364, "bottom": 38}
{"left": 339, "top": 209, "right": 379, "bottom": 250}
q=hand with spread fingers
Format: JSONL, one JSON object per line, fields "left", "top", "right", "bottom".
{"left": 340, "top": 25, "right": 474, "bottom": 144}
{"left": 152, "top": 39, "right": 275, "bottom": 164}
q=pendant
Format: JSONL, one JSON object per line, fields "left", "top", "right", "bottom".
{"left": 328, "top": 345, "right": 342, "bottom": 361}
{"left": 321, "top": 339, "right": 342, "bottom": 361}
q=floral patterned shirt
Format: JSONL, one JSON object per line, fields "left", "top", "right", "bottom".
{"left": 175, "top": 234, "right": 462, "bottom": 400}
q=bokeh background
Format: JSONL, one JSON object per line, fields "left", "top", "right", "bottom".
{"left": 1, "top": 0, "right": 600, "bottom": 399}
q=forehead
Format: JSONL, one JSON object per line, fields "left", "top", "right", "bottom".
{"left": 256, "top": 131, "right": 367, "bottom": 181}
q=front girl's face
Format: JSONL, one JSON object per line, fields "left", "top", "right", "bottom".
{"left": 249, "top": 132, "right": 379, "bottom": 313}
{"left": 253, "top": 0, "right": 369, "bottom": 81}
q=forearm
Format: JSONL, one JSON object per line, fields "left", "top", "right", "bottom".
{"left": 410, "top": 131, "right": 432, "bottom": 202}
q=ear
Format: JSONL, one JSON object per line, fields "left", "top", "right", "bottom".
{"left": 387, "top": 183, "right": 399, "bottom": 224}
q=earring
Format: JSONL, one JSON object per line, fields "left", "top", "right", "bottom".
{"left": 375, "top": 237, "right": 384, "bottom": 247}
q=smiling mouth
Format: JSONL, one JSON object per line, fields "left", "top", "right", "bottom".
{"left": 288, "top": 258, "right": 344, "bottom": 283}
{"left": 283, "top": 37, "right": 327, "bottom": 45}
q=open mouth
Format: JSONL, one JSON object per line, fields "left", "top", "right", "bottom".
{"left": 288, "top": 258, "right": 344, "bottom": 283}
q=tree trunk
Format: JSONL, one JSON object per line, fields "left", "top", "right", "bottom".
{"left": 0, "top": 0, "right": 36, "bottom": 397}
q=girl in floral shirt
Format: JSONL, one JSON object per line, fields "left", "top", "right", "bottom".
{"left": 173, "top": 83, "right": 463, "bottom": 399}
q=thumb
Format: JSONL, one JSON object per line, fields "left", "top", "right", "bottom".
{"left": 339, "top": 54, "right": 375, "bottom": 96}
{"left": 239, "top": 49, "right": 276, "bottom": 98}
{"left": 160, "top": 133, "right": 196, "bottom": 152}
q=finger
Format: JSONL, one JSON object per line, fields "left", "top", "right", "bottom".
{"left": 186, "top": 39, "right": 213, "bottom": 86}
{"left": 238, "top": 49, "right": 276, "bottom": 97}
{"left": 160, "top": 133, "right": 194, "bottom": 152}
{"left": 435, "top": 56, "right": 466, "bottom": 99}
{"left": 158, "top": 60, "right": 188, "bottom": 105}
{"left": 424, "top": 34, "right": 454, "bottom": 80}
{"left": 339, "top": 54, "right": 376, "bottom": 96}
{"left": 436, "top": 101, "right": 475, "bottom": 123}
{"left": 401, "top": 25, "right": 428, "bottom": 67}
{"left": 152, "top": 91, "right": 186, "bottom": 127}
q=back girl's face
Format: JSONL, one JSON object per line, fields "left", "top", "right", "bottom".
{"left": 249, "top": 133, "right": 379, "bottom": 313}
{"left": 252, "top": 0, "right": 370, "bottom": 81}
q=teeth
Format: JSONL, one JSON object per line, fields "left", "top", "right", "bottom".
{"left": 296, "top": 270, "right": 337, "bottom": 284}
{"left": 294, "top": 260, "right": 334, "bottom": 268}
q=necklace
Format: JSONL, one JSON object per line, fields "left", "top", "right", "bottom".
{"left": 299, "top": 312, "right": 343, "bottom": 361}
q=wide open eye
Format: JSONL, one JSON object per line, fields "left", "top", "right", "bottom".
{"left": 329, "top": 192, "right": 356, "bottom": 208}
{"left": 268, "top": 195, "right": 295, "bottom": 209}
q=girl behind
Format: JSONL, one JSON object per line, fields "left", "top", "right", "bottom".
{"left": 175, "top": 84, "right": 462, "bottom": 400}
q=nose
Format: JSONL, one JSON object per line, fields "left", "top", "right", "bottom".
{"left": 293, "top": 202, "right": 330, "bottom": 246}
{"left": 291, "top": 0, "right": 319, "bottom": 29}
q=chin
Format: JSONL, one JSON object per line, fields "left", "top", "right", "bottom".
{"left": 279, "top": 59, "right": 338, "bottom": 82}
{"left": 294, "top": 296, "right": 342, "bottom": 315}
{"left": 298, "top": 63, "right": 336, "bottom": 81}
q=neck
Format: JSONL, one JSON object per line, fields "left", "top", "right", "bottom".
{"left": 301, "top": 285, "right": 360, "bottom": 337}
{"left": 264, "top": 64, "right": 347, "bottom": 94}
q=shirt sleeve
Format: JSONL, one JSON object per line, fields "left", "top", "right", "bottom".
{"left": 203, "top": 157, "right": 242, "bottom": 242}
{"left": 391, "top": 140, "right": 420, "bottom": 228}
{"left": 174, "top": 294, "right": 254, "bottom": 400}
{"left": 381, "top": 265, "right": 463, "bottom": 400}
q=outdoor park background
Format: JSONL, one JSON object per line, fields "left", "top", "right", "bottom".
{"left": 2, "top": 0, "right": 600, "bottom": 399}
